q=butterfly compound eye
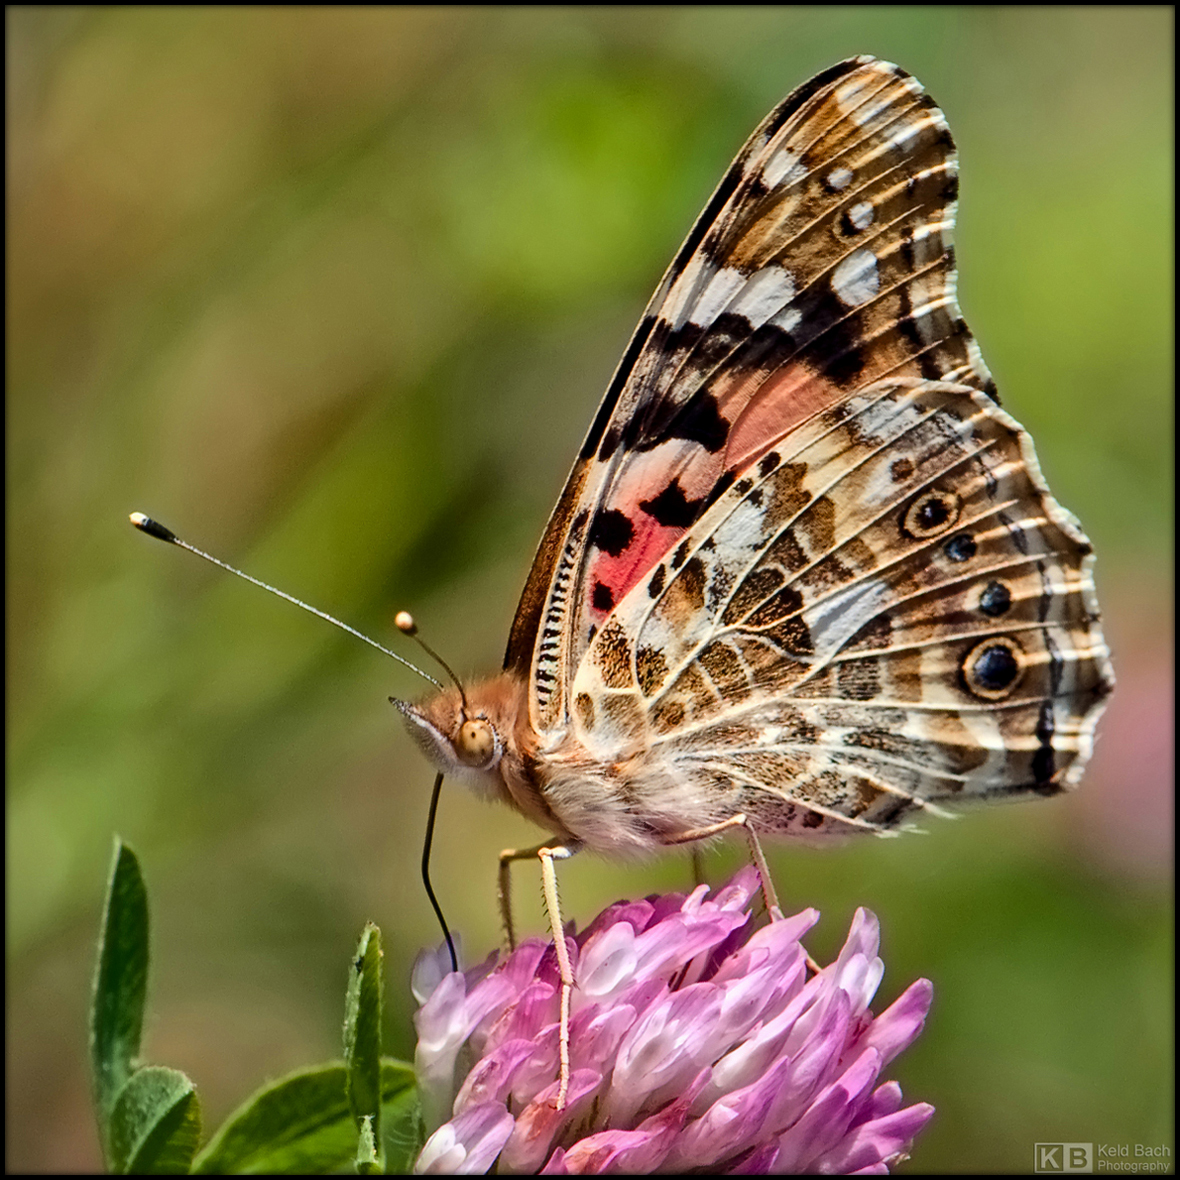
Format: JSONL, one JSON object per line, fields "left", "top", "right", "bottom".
{"left": 455, "top": 718, "right": 496, "bottom": 768}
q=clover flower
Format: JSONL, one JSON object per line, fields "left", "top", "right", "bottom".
{"left": 412, "top": 868, "right": 933, "bottom": 1174}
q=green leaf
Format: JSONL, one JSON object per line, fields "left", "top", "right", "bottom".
{"left": 344, "top": 923, "right": 384, "bottom": 1168}
{"left": 90, "top": 838, "right": 150, "bottom": 1160}
{"left": 193, "top": 1059, "right": 417, "bottom": 1175}
{"left": 108, "top": 1065, "right": 201, "bottom": 1175}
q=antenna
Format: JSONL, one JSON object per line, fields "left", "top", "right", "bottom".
{"left": 128, "top": 512, "right": 441, "bottom": 688}
{"left": 394, "top": 610, "right": 469, "bottom": 710}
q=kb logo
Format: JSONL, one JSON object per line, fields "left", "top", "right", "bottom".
{"left": 1035, "top": 1143, "right": 1094, "bottom": 1173}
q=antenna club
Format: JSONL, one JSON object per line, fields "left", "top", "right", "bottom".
{"left": 129, "top": 512, "right": 178, "bottom": 544}
{"left": 395, "top": 611, "right": 418, "bottom": 635}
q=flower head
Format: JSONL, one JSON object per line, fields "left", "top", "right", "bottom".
{"left": 412, "top": 869, "right": 933, "bottom": 1174}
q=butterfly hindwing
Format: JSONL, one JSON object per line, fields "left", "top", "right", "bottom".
{"left": 568, "top": 378, "right": 1111, "bottom": 836}
{"left": 507, "top": 56, "right": 999, "bottom": 739}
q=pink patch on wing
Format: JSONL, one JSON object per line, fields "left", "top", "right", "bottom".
{"left": 583, "top": 367, "right": 853, "bottom": 619}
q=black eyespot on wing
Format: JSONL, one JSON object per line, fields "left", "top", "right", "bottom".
{"left": 903, "top": 490, "right": 961, "bottom": 540}
{"left": 972, "top": 644, "right": 1018, "bottom": 691}
{"left": 962, "top": 638, "right": 1024, "bottom": 699}
{"left": 589, "top": 509, "right": 634, "bottom": 557}
{"left": 640, "top": 480, "right": 706, "bottom": 528}
{"left": 978, "top": 581, "right": 1012, "bottom": 617}
{"left": 943, "top": 533, "right": 977, "bottom": 562}
{"left": 641, "top": 390, "right": 729, "bottom": 453}
{"left": 592, "top": 581, "right": 615, "bottom": 612}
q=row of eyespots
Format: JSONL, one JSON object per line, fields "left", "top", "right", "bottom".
{"left": 902, "top": 489, "right": 1026, "bottom": 700}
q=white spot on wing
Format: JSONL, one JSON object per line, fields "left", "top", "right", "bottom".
{"left": 769, "top": 305, "right": 802, "bottom": 333}
{"left": 689, "top": 266, "right": 747, "bottom": 328}
{"left": 730, "top": 265, "right": 796, "bottom": 327}
{"left": 848, "top": 201, "right": 874, "bottom": 230}
{"left": 826, "top": 166, "right": 853, "bottom": 190}
{"left": 831, "top": 249, "right": 879, "bottom": 307}
{"left": 763, "top": 147, "right": 806, "bottom": 188}
{"left": 804, "top": 578, "right": 893, "bottom": 664}
{"left": 663, "top": 254, "right": 716, "bottom": 331}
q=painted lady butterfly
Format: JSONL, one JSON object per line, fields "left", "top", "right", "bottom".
{"left": 396, "top": 56, "right": 1114, "bottom": 1099}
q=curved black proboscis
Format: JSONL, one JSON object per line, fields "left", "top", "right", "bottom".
{"left": 421, "top": 771, "right": 458, "bottom": 973}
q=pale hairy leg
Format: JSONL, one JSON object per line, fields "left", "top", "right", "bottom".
{"left": 498, "top": 839, "right": 581, "bottom": 1109}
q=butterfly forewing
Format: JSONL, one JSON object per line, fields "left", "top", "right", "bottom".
{"left": 507, "top": 57, "right": 1001, "bottom": 740}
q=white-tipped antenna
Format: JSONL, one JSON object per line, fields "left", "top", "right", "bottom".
{"left": 129, "top": 512, "right": 441, "bottom": 688}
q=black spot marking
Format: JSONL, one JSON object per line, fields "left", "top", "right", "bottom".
{"left": 997, "top": 512, "right": 1027, "bottom": 555}
{"left": 916, "top": 338, "right": 949, "bottom": 381}
{"left": 979, "top": 581, "right": 1011, "bottom": 617}
{"left": 890, "top": 458, "right": 914, "bottom": 482}
{"left": 733, "top": 477, "right": 754, "bottom": 497}
{"left": 640, "top": 480, "right": 706, "bottom": 528}
{"left": 902, "top": 490, "right": 960, "bottom": 539}
{"left": 1036, "top": 559, "right": 1053, "bottom": 624}
{"left": 801, "top": 809, "right": 824, "bottom": 830}
{"left": 970, "top": 644, "right": 1019, "bottom": 693}
{"left": 647, "top": 390, "right": 729, "bottom": 453}
{"left": 758, "top": 451, "right": 781, "bottom": 478}
{"left": 1045, "top": 632, "right": 1063, "bottom": 695}
{"left": 647, "top": 565, "right": 666, "bottom": 599}
{"left": 789, "top": 283, "right": 868, "bottom": 386}
{"left": 592, "top": 581, "right": 615, "bottom": 612}
{"left": 940, "top": 171, "right": 960, "bottom": 203}
{"left": 1032, "top": 700, "right": 1055, "bottom": 787}
{"left": 915, "top": 496, "right": 951, "bottom": 530}
{"left": 943, "top": 533, "right": 977, "bottom": 563}
{"left": 590, "top": 509, "right": 634, "bottom": 557}
{"left": 671, "top": 540, "right": 692, "bottom": 570}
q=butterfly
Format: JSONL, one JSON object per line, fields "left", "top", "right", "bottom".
{"left": 395, "top": 56, "right": 1114, "bottom": 1103}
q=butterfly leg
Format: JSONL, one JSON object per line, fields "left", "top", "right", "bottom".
{"left": 497, "top": 841, "right": 581, "bottom": 1107}
{"left": 534, "top": 842, "right": 579, "bottom": 1109}
{"left": 498, "top": 840, "right": 557, "bottom": 951}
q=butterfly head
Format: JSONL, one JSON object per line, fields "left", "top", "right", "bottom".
{"left": 392, "top": 685, "right": 511, "bottom": 785}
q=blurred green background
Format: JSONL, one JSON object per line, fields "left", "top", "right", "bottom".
{"left": 7, "top": 7, "right": 1172, "bottom": 1173}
